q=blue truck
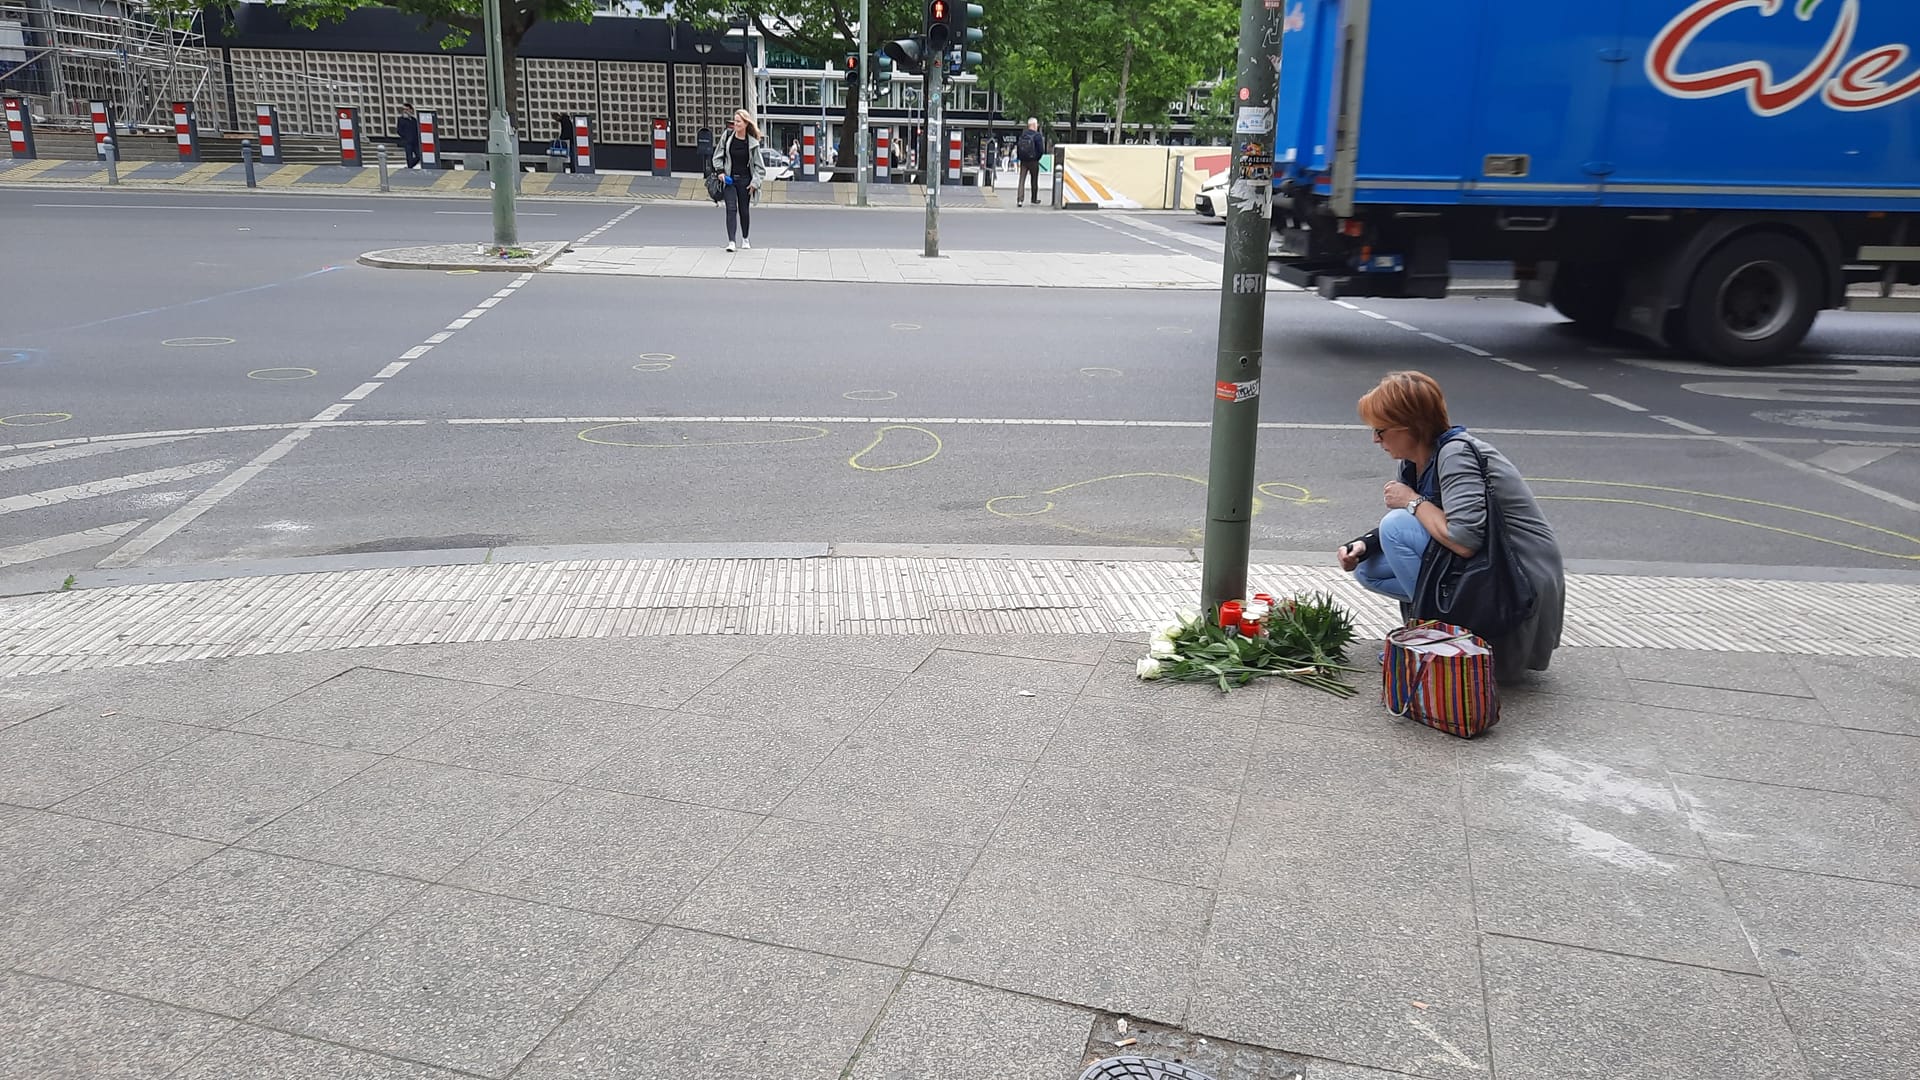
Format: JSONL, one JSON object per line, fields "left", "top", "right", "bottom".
{"left": 1268, "top": 0, "right": 1920, "bottom": 364}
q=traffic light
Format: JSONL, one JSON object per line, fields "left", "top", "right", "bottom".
{"left": 926, "top": 0, "right": 951, "bottom": 53}
{"left": 873, "top": 52, "right": 895, "bottom": 91}
{"left": 844, "top": 52, "right": 860, "bottom": 90}
{"left": 881, "top": 36, "right": 927, "bottom": 76}
{"left": 950, "top": 3, "right": 983, "bottom": 72}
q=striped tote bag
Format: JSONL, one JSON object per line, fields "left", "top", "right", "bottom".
{"left": 1382, "top": 621, "right": 1501, "bottom": 739}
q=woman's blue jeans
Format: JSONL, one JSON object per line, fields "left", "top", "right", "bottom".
{"left": 1353, "top": 508, "right": 1430, "bottom": 603}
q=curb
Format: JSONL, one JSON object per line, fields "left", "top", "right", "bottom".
{"left": 356, "top": 240, "right": 568, "bottom": 272}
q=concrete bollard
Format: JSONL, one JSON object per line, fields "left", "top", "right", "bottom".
{"left": 242, "top": 140, "right": 256, "bottom": 187}
{"left": 378, "top": 143, "right": 390, "bottom": 191}
{"left": 103, "top": 137, "right": 118, "bottom": 184}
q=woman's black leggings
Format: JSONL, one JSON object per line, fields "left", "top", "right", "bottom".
{"left": 724, "top": 183, "right": 752, "bottom": 241}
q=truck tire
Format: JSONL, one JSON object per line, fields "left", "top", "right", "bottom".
{"left": 1679, "top": 232, "right": 1821, "bottom": 366}
{"left": 1549, "top": 264, "right": 1624, "bottom": 332}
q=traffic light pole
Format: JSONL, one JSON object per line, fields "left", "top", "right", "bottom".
{"left": 481, "top": 0, "right": 518, "bottom": 247}
{"left": 1199, "top": 0, "right": 1282, "bottom": 613}
{"left": 857, "top": 0, "right": 870, "bottom": 207}
{"left": 923, "top": 61, "right": 942, "bottom": 258}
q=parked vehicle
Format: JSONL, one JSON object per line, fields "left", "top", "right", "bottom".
{"left": 759, "top": 147, "right": 794, "bottom": 182}
{"left": 1194, "top": 172, "right": 1230, "bottom": 221}
{"left": 1269, "top": 0, "right": 1920, "bottom": 364}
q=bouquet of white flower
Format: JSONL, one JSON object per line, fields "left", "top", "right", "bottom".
{"left": 1139, "top": 593, "right": 1362, "bottom": 696}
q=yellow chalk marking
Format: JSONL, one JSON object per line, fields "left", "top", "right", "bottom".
{"left": 637, "top": 353, "right": 676, "bottom": 362}
{"left": 843, "top": 390, "right": 898, "bottom": 401}
{"left": 1533, "top": 478, "right": 1920, "bottom": 559}
{"left": 1155, "top": 326, "right": 1193, "bottom": 334}
{"left": 987, "top": 472, "right": 1232, "bottom": 545}
{"left": 577, "top": 422, "right": 830, "bottom": 449}
{"left": 247, "top": 368, "right": 317, "bottom": 381}
{"left": 631, "top": 362, "right": 672, "bottom": 372}
{"left": 849, "top": 425, "right": 942, "bottom": 473}
{"left": 445, "top": 269, "right": 481, "bottom": 275}
{"left": 1256, "top": 481, "right": 1327, "bottom": 505}
{"left": 890, "top": 322, "right": 922, "bottom": 331}
{"left": 0, "top": 412, "right": 72, "bottom": 427}
{"left": 162, "top": 337, "right": 234, "bottom": 347}
{"left": 1081, "top": 367, "right": 1123, "bottom": 377}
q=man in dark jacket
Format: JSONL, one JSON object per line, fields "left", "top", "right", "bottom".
{"left": 1015, "top": 118, "right": 1046, "bottom": 206}
{"left": 395, "top": 103, "right": 421, "bottom": 169}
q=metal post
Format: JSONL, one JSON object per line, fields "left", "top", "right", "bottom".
{"left": 242, "top": 139, "right": 255, "bottom": 187}
{"left": 923, "top": 62, "right": 942, "bottom": 257}
{"left": 1172, "top": 153, "right": 1184, "bottom": 211}
{"left": 856, "top": 0, "right": 870, "bottom": 207}
{"left": 1200, "top": 0, "right": 1283, "bottom": 613}
{"left": 377, "top": 143, "right": 390, "bottom": 191}
{"left": 481, "top": 0, "right": 519, "bottom": 247}
{"left": 103, "top": 137, "right": 118, "bottom": 184}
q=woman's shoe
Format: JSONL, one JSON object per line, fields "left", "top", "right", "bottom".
{"left": 741, "top": 238, "right": 752, "bottom": 250}
{"left": 726, "top": 241, "right": 736, "bottom": 252}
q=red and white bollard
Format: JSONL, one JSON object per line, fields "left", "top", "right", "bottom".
{"left": 875, "top": 128, "right": 890, "bottom": 182}
{"left": 947, "top": 129, "right": 962, "bottom": 185}
{"left": 417, "top": 109, "right": 438, "bottom": 167}
{"left": 3, "top": 94, "right": 32, "bottom": 159}
{"left": 801, "top": 125, "right": 817, "bottom": 180}
{"left": 171, "top": 102, "right": 200, "bottom": 162}
{"left": 570, "top": 115, "right": 595, "bottom": 174}
{"left": 335, "top": 107, "right": 361, "bottom": 166}
{"left": 90, "top": 100, "right": 114, "bottom": 159}
{"left": 255, "top": 104, "right": 281, "bottom": 163}
{"left": 651, "top": 118, "right": 669, "bottom": 176}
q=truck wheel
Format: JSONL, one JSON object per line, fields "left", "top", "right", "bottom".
{"left": 1680, "top": 232, "right": 1821, "bottom": 366}
{"left": 1549, "top": 264, "right": 1624, "bottom": 332}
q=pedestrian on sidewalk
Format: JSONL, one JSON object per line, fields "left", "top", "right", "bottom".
{"left": 395, "top": 103, "right": 422, "bottom": 169}
{"left": 1337, "top": 371, "right": 1565, "bottom": 676}
{"left": 712, "top": 109, "right": 766, "bottom": 253}
{"left": 1016, "top": 118, "right": 1046, "bottom": 206}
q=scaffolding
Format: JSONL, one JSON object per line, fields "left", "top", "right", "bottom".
{"left": 0, "top": 0, "right": 225, "bottom": 130}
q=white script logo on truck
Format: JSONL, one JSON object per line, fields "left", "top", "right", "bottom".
{"left": 1648, "top": 0, "right": 1920, "bottom": 116}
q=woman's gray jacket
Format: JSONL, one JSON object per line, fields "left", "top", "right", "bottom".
{"left": 711, "top": 131, "right": 768, "bottom": 189}
{"left": 1433, "top": 435, "right": 1567, "bottom": 675}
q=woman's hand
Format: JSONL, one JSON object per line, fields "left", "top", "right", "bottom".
{"left": 1383, "top": 481, "right": 1417, "bottom": 510}
{"left": 1336, "top": 541, "right": 1365, "bottom": 573}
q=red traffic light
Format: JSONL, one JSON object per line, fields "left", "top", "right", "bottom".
{"left": 930, "top": 0, "right": 947, "bottom": 20}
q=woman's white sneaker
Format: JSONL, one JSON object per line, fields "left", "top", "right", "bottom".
{"left": 726, "top": 241, "right": 736, "bottom": 252}
{"left": 741, "top": 239, "right": 752, "bottom": 250}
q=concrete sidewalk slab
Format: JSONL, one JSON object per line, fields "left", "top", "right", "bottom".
{"left": 547, "top": 244, "right": 1220, "bottom": 289}
{"left": 0, "top": 627, "right": 1915, "bottom": 1078}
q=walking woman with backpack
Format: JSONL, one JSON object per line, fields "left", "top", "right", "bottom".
{"left": 710, "top": 109, "right": 767, "bottom": 252}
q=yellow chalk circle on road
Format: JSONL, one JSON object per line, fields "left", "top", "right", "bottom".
{"left": 631, "top": 363, "right": 673, "bottom": 372}
{"left": 162, "top": 337, "right": 235, "bottom": 347}
{"left": 849, "top": 425, "right": 942, "bottom": 473}
{"left": 889, "top": 322, "right": 922, "bottom": 331}
{"left": 1257, "top": 481, "right": 1328, "bottom": 505}
{"left": 0, "top": 412, "right": 72, "bottom": 427}
{"left": 1155, "top": 326, "right": 1193, "bottom": 334}
{"left": 247, "top": 368, "right": 318, "bottom": 381}
{"left": 577, "top": 421, "right": 831, "bottom": 449}
{"left": 843, "top": 390, "right": 899, "bottom": 402}
{"left": 636, "top": 353, "right": 676, "bottom": 362}
{"left": 1080, "top": 367, "right": 1124, "bottom": 377}
{"left": 445, "top": 269, "right": 481, "bottom": 275}
{"left": 1534, "top": 478, "right": 1920, "bottom": 562}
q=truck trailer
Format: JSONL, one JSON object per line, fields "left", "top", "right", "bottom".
{"left": 1268, "top": 0, "right": 1920, "bottom": 364}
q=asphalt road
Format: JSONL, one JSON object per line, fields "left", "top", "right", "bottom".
{"left": 4, "top": 186, "right": 1917, "bottom": 593}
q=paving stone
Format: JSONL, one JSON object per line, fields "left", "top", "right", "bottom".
{"left": 1082, "top": 641, "right": 1270, "bottom": 716}
{"left": 57, "top": 731, "right": 376, "bottom": 843}
{"left": 256, "top": 887, "right": 647, "bottom": 1078}
{"left": 1625, "top": 680, "right": 1828, "bottom": 724}
{"left": 1259, "top": 675, "right": 1397, "bottom": 735}
{"left": 514, "top": 928, "right": 895, "bottom": 1080}
{"left": 235, "top": 667, "right": 507, "bottom": 754}
{"left": 22, "top": 848, "right": 422, "bottom": 1015}
{"left": 1772, "top": 978, "right": 1920, "bottom": 1080}
{"left": 848, "top": 974, "right": 1094, "bottom": 1080}
{"left": 1466, "top": 827, "right": 1757, "bottom": 972}
{"left": 1042, "top": 697, "right": 1257, "bottom": 793}
{"left": 673, "top": 817, "right": 972, "bottom": 966}
{"left": 1221, "top": 793, "right": 1473, "bottom": 923}
{"left": 681, "top": 653, "right": 903, "bottom": 734}
{"left": 1461, "top": 748, "right": 1708, "bottom": 858}
{"left": 776, "top": 737, "right": 1031, "bottom": 846}
{"left": 1245, "top": 722, "right": 1461, "bottom": 811}
{"left": 1648, "top": 710, "right": 1882, "bottom": 797}
{"left": 1718, "top": 862, "right": 1920, "bottom": 995}
{"left": 0, "top": 688, "right": 62, "bottom": 730}
{"left": 1191, "top": 891, "right": 1487, "bottom": 1077}
{"left": 929, "top": 634, "right": 1116, "bottom": 666}
{"left": 1854, "top": 728, "right": 1920, "bottom": 814}
{"left": 733, "top": 635, "right": 942, "bottom": 673}
{"left": 1481, "top": 936, "right": 1808, "bottom": 1080}
{"left": 444, "top": 786, "right": 756, "bottom": 920}
{"left": 920, "top": 855, "right": 1211, "bottom": 1023}
{"left": 371, "top": 639, "right": 578, "bottom": 687}
{"left": 173, "top": 1025, "right": 471, "bottom": 1080}
{"left": 243, "top": 759, "right": 558, "bottom": 879}
{"left": 0, "top": 706, "right": 203, "bottom": 808}
{"left": 1460, "top": 694, "right": 1667, "bottom": 768}
{"left": 77, "top": 652, "right": 379, "bottom": 728}
{"left": 0, "top": 971, "right": 235, "bottom": 1080}
{"left": 913, "top": 647, "right": 1094, "bottom": 694}
{"left": 517, "top": 637, "right": 750, "bottom": 709}
{"left": 399, "top": 688, "right": 666, "bottom": 782}
{"left": 1497, "top": 647, "right": 1634, "bottom": 702}
{"left": 990, "top": 764, "right": 1237, "bottom": 887}
{"left": 860, "top": 672, "right": 1075, "bottom": 760}
{"left": 1620, "top": 649, "right": 1815, "bottom": 698}
{"left": 581, "top": 710, "right": 841, "bottom": 814}
{"left": 1675, "top": 773, "right": 1920, "bottom": 886}
{"left": 1794, "top": 654, "right": 1920, "bottom": 736}
{"left": 0, "top": 812, "right": 216, "bottom": 967}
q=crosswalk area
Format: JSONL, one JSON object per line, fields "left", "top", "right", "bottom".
{"left": 0, "top": 433, "right": 241, "bottom": 581}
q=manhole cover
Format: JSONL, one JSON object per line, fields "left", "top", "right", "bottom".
{"left": 1080, "top": 1014, "right": 1307, "bottom": 1080}
{"left": 1080, "top": 1057, "right": 1220, "bottom": 1080}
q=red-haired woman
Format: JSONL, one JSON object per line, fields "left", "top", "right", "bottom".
{"left": 1337, "top": 371, "right": 1566, "bottom": 675}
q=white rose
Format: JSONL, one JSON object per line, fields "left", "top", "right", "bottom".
{"left": 1136, "top": 657, "right": 1164, "bottom": 680}
{"left": 1149, "top": 638, "right": 1178, "bottom": 658}
{"left": 1177, "top": 607, "right": 1200, "bottom": 627}
{"left": 1157, "top": 620, "right": 1184, "bottom": 639}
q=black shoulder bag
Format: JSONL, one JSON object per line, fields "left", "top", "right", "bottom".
{"left": 704, "top": 135, "right": 728, "bottom": 202}
{"left": 1411, "top": 441, "right": 1538, "bottom": 641}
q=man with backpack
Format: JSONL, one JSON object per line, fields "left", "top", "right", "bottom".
{"left": 1015, "top": 118, "right": 1046, "bottom": 207}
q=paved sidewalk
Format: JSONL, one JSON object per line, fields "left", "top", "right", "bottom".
{"left": 2, "top": 621, "right": 1916, "bottom": 1079}
{"left": 546, "top": 245, "right": 1220, "bottom": 289}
